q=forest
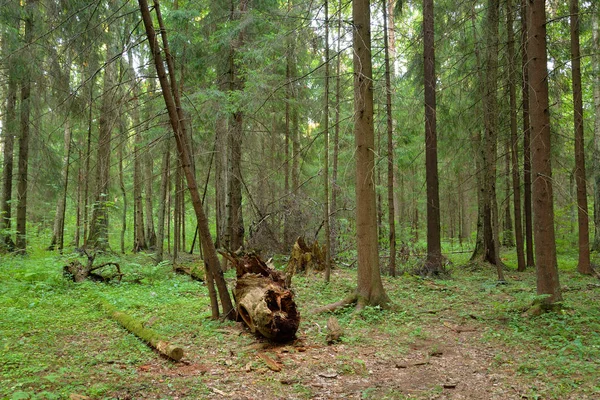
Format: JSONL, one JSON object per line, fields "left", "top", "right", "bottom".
{"left": 1, "top": 0, "right": 600, "bottom": 398}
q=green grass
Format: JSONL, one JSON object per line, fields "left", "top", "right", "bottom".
{"left": 1, "top": 248, "right": 599, "bottom": 399}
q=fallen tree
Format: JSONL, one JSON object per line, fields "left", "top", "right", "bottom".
{"left": 63, "top": 250, "right": 122, "bottom": 283}
{"left": 222, "top": 251, "right": 300, "bottom": 342}
{"left": 100, "top": 300, "right": 184, "bottom": 361}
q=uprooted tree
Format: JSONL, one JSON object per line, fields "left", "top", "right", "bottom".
{"left": 63, "top": 249, "right": 122, "bottom": 283}
{"left": 222, "top": 251, "right": 300, "bottom": 342}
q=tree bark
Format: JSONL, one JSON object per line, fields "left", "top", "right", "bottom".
{"left": 49, "top": 120, "right": 72, "bottom": 252}
{"left": 383, "top": 0, "right": 397, "bottom": 277}
{"left": 521, "top": 0, "right": 534, "bottom": 267}
{"left": 507, "top": 0, "right": 526, "bottom": 271}
{"left": 87, "top": 44, "right": 117, "bottom": 250}
{"left": 570, "top": 0, "right": 592, "bottom": 274}
{"left": 423, "top": 0, "right": 444, "bottom": 273}
{"left": 118, "top": 121, "right": 127, "bottom": 254}
{"left": 156, "top": 139, "right": 170, "bottom": 262}
{"left": 323, "top": 0, "right": 332, "bottom": 283}
{"left": 593, "top": 3, "right": 600, "bottom": 251}
{"left": 15, "top": 0, "right": 36, "bottom": 253}
{"left": 133, "top": 95, "right": 147, "bottom": 253}
{"left": 527, "top": 0, "right": 562, "bottom": 304}
{"left": 139, "top": 0, "right": 234, "bottom": 319}
{"left": 353, "top": 0, "right": 390, "bottom": 308}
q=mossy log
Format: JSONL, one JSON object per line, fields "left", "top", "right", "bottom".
{"left": 63, "top": 260, "right": 122, "bottom": 283}
{"left": 101, "top": 301, "right": 184, "bottom": 361}
{"left": 222, "top": 252, "right": 300, "bottom": 342}
{"left": 173, "top": 264, "right": 205, "bottom": 282}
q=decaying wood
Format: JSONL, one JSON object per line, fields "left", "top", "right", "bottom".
{"left": 285, "top": 237, "right": 326, "bottom": 285}
{"left": 222, "top": 251, "right": 300, "bottom": 342}
{"left": 101, "top": 300, "right": 184, "bottom": 361}
{"left": 326, "top": 316, "right": 343, "bottom": 344}
{"left": 173, "top": 264, "right": 205, "bottom": 282}
{"left": 63, "top": 250, "right": 122, "bottom": 283}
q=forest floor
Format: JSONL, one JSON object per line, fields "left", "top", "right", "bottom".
{"left": 1, "top": 248, "right": 600, "bottom": 399}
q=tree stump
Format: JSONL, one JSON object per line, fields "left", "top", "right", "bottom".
{"left": 285, "top": 237, "right": 326, "bottom": 286}
{"left": 223, "top": 252, "right": 300, "bottom": 342}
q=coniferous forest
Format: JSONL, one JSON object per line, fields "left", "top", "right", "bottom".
{"left": 1, "top": 0, "right": 600, "bottom": 398}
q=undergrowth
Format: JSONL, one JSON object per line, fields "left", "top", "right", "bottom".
{"left": 1, "top": 248, "right": 599, "bottom": 399}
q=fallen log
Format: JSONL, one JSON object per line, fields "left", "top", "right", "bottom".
{"left": 173, "top": 264, "right": 205, "bottom": 282}
{"left": 100, "top": 301, "right": 184, "bottom": 361}
{"left": 222, "top": 251, "right": 300, "bottom": 342}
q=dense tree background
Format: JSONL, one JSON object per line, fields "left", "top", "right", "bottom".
{"left": 0, "top": 0, "right": 598, "bottom": 294}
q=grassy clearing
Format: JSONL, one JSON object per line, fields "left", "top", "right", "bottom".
{"left": 1, "top": 249, "right": 599, "bottom": 399}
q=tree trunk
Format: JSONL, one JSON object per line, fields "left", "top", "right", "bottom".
{"left": 521, "top": 0, "right": 534, "bottom": 267}
{"left": 156, "top": 139, "right": 170, "bottom": 262}
{"left": 423, "top": 0, "right": 444, "bottom": 273}
{"left": 118, "top": 121, "right": 127, "bottom": 254}
{"left": 507, "top": 0, "right": 526, "bottom": 271}
{"left": 383, "top": 0, "right": 396, "bottom": 277}
{"left": 593, "top": 3, "right": 600, "bottom": 252}
{"left": 49, "top": 120, "right": 72, "bottom": 252}
{"left": 570, "top": 0, "right": 592, "bottom": 274}
{"left": 353, "top": 0, "right": 390, "bottom": 308}
{"left": 330, "top": 0, "right": 342, "bottom": 258}
{"left": 503, "top": 139, "right": 514, "bottom": 247}
{"left": 133, "top": 98, "right": 147, "bottom": 253}
{"left": 87, "top": 45, "right": 116, "bottom": 251}
{"left": 139, "top": 0, "right": 234, "bottom": 319}
{"left": 323, "top": 0, "right": 332, "bottom": 283}
{"left": 527, "top": 0, "right": 561, "bottom": 304}
{"left": 15, "top": 0, "right": 36, "bottom": 253}
{"left": 1, "top": 56, "right": 18, "bottom": 251}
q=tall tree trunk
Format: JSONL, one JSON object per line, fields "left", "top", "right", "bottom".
{"left": 139, "top": 0, "right": 233, "bottom": 319}
{"left": 15, "top": 0, "right": 36, "bottom": 253}
{"left": 482, "top": 0, "right": 504, "bottom": 281}
{"left": 503, "top": 139, "right": 514, "bottom": 247}
{"left": 330, "top": 0, "right": 342, "bottom": 258}
{"left": 118, "top": 121, "right": 127, "bottom": 254}
{"left": 521, "top": 0, "right": 534, "bottom": 267}
{"left": 133, "top": 99, "right": 147, "bottom": 252}
{"left": 383, "top": 0, "right": 396, "bottom": 277}
{"left": 1, "top": 61, "right": 17, "bottom": 251}
{"left": 228, "top": 0, "right": 249, "bottom": 252}
{"left": 48, "top": 120, "right": 72, "bottom": 252}
{"left": 507, "top": 0, "right": 526, "bottom": 271}
{"left": 593, "top": 2, "right": 600, "bottom": 251}
{"left": 323, "top": 0, "right": 332, "bottom": 283}
{"left": 423, "top": 0, "right": 443, "bottom": 272}
{"left": 353, "top": 0, "right": 390, "bottom": 308}
{"left": 527, "top": 0, "right": 561, "bottom": 304}
{"left": 570, "top": 0, "right": 592, "bottom": 274}
{"left": 156, "top": 138, "right": 170, "bottom": 262}
{"left": 87, "top": 45, "right": 116, "bottom": 251}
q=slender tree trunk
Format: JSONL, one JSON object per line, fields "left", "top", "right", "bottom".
{"left": 87, "top": 45, "right": 116, "bottom": 251}
{"left": 423, "top": 0, "right": 443, "bottom": 272}
{"left": 1, "top": 62, "right": 17, "bottom": 251}
{"left": 49, "top": 120, "right": 72, "bottom": 252}
{"left": 118, "top": 122, "right": 127, "bottom": 254}
{"left": 140, "top": 0, "right": 233, "bottom": 319}
{"left": 507, "top": 0, "right": 525, "bottom": 271}
{"left": 383, "top": 0, "right": 396, "bottom": 277}
{"left": 353, "top": 0, "right": 390, "bottom": 308}
{"left": 593, "top": 3, "right": 600, "bottom": 251}
{"left": 330, "top": 0, "right": 342, "bottom": 258}
{"left": 133, "top": 101, "right": 147, "bottom": 252}
{"left": 82, "top": 72, "right": 95, "bottom": 247}
{"left": 503, "top": 139, "right": 514, "bottom": 247}
{"left": 156, "top": 139, "right": 170, "bottom": 262}
{"left": 527, "top": 0, "right": 561, "bottom": 304}
{"left": 521, "top": 0, "right": 534, "bottom": 267}
{"left": 323, "top": 0, "right": 332, "bottom": 283}
{"left": 570, "top": 0, "right": 592, "bottom": 274}
{"left": 15, "top": 0, "right": 36, "bottom": 253}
